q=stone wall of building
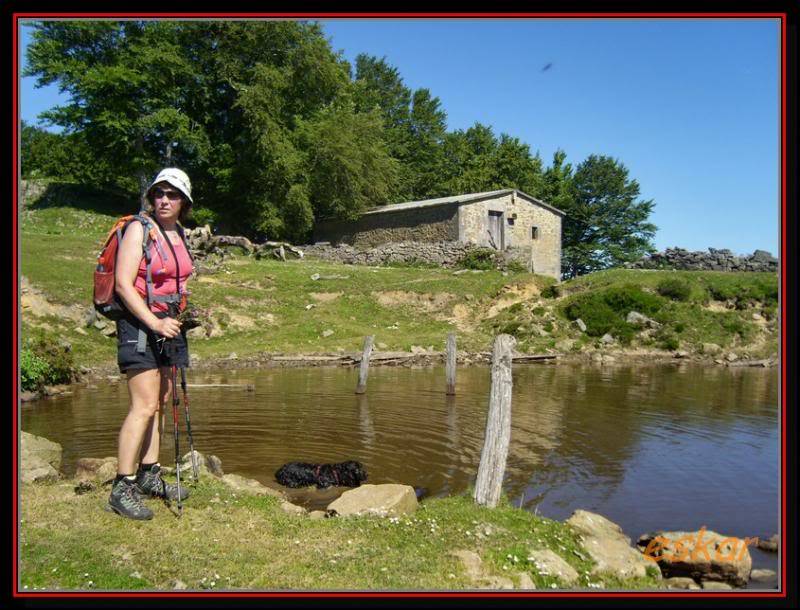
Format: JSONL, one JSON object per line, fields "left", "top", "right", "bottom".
{"left": 313, "top": 203, "right": 459, "bottom": 247}
{"left": 628, "top": 248, "right": 778, "bottom": 272}
{"left": 458, "top": 193, "right": 562, "bottom": 278}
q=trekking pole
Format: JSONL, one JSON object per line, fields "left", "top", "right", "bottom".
{"left": 180, "top": 366, "right": 200, "bottom": 483}
{"left": 171, "top": 364, "right": 183, "bottom": 516}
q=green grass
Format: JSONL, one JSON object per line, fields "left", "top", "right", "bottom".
{"left": 19, "top": 477, "right": 661, "bottom": 591}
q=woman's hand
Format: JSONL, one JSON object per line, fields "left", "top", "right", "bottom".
{"left": 151, "top": 316, "right": 182, "bottom": 339}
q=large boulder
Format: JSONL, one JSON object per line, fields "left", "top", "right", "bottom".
{"left": 326, "top": 484, "right": 418, "bottom": 518}
{"left": 566, "top": 510, "right": 655, "bottom": 581}
{"left": 20, "top": 432, "right": 62, "bottom": 483}
{"left": 636, "top": 529, "right": 752, "bottom": 587}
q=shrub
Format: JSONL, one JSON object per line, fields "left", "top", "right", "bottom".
{"left": 564, "top": 297, "right": 617, "bottom": 337}
{"left": 562, "top": 284, "right": 663, "bottom": 344}
{"left": 20, "top": 349, "right": 51, "bottom": 392}
{"left": 541, "top": 285, "right": 560, "bottom": 299}
{"left": 707, "top": 284, "right": 737, "bottom": 302}
{"left": 504, "top": 260, "right": 528, "bottom": 273}
{"left": 657, "top": 278, "right": 692, "bottom": 301}
{"left": 457, "top": 248, "right": 497, "bottom": 270}
{"left": 21, "top": 338, "right": 76, "bottom": 391}
{"left": 497, "top": 321, "right": 522, "bottom": 336}
{"left": 659, "top": 334, "right": 680, "bottom": 351}
{"left": 602, "top": 284, "right": 663, "bottom": 316}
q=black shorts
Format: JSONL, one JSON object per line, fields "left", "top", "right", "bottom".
{"left": 116, "top": 312, "right": 190, "bottom": 373}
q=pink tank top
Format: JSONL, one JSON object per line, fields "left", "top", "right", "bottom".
{"left": 134, "top": 229, "right": 194, "bottom": 313}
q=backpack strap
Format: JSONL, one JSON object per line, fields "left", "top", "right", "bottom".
{"left": 131, "top": 214, "right": 160, "bottom": 354}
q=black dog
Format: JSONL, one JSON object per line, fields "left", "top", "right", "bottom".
{"left": 274, "top": 460, "right": 367, "bottom": 489}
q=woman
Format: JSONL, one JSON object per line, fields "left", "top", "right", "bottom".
{"left": 107, "top": 168, "right": 195, "bottom": 520}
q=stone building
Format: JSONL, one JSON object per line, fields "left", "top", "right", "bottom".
{"left": 313, "top": 189, "right": 564, "bottom": 278}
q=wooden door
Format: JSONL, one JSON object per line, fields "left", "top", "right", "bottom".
{"left": 487, "top": 211, "right": 504, "bottom": 249}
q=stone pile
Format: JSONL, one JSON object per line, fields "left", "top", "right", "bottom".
{"left": 628, "top": 248, "right": 778, "bottom": 272}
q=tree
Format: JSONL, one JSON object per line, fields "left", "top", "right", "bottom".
{"left": 560, "top": 154, "right": 657, "bottom": 278}
{"left": 438, "top": 124, "right": 543, "bottom": 196}
{"left": 297, "top": 100, "right": 399, "bottom": 227}
{"left": 23, "top": 21, "right": 397, "bottom": 241}
{"left": 404, "top": 88, "right": 448, "bottom": 199}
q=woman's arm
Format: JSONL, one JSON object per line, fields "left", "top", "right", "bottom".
{"left": 115, "top": 221, "right": 182, "bottom": 339}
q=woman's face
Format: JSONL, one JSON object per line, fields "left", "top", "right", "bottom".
{"left": 151, "top": 182, "right": 184, "bottom": 224}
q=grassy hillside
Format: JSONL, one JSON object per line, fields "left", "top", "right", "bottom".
{"left": 20, "top": 193, "right": 779, "bottom": 373}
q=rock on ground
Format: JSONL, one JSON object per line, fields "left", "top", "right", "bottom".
{"left": 701, "top": 581, "right": 733, "bottom": 590}
{"left": 526, "top": 549, "right": 579, "bottom": 585}
{"left": 220, "top": 474, "right": 285, "bottom": 499}
{"left": 662, "top": 577, "right": 701, "bottom": 590}
{"left": 749, "top": 569, "right": 777, "bottom": 583}
{"left": 566, "top": 510, "right": 655, "bottom": 581}
{"left": 326, "top": 484, "right": 418, "bottom": 518}
{"left": 449, "top": 550, "right": 514, "bottom": 590}
{"left": 74, "top": 457, "right": 118, "bottom": 483}
{"left": 21, "top": 431, "right": 62, "bottom": 483}
{"left": 636, "top": 529, "right": 752, "bottom": 587}
{"left": 180, "top": 450, "right": 224, "bottom": 478}
{"left": 757, "top": 534, "right": 779, "bottom": 552}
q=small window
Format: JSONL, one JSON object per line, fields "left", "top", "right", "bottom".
{"left": 507, "top": 218, "right": 515, "bottom": 226}
{"left": 531, "top": 226, "right": 539, "bottom": 240}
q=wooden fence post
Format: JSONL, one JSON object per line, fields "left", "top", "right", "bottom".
{"left": 355, "top": 335, "right": 374, "bottom": 394}
{"left": 474, "top": 334, "right": 516, "bottom": 508}
{"left": 446, "top": 332, "right": 457, "bottom": 395}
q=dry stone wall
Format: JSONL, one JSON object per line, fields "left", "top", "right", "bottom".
{"left": 628, "top": 248, "right": 778, "bottom": 272}
{"left": 305, "top": 241, "right": 503, "bottom": 268}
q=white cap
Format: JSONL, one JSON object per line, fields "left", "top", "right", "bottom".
{"left": 148, "top": 168, "right": 193, "bottom": 204}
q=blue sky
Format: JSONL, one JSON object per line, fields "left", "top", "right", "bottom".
{"left": 19, "top": 18, "right": 781, "bottom": 256}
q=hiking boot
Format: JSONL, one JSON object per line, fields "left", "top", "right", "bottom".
{"left": 135, "top": 464, "right": 190, "bottom": 502}
{"left": 107, "top": 477, "right": 154, "bottom": 520}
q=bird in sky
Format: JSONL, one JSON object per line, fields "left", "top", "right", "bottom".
{"left": 541, "top": 62, "right": 553, "bottom": 72}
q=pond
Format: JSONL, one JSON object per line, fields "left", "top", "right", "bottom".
{"left": 21, "top": 361, "right": 780, "bottom": 584}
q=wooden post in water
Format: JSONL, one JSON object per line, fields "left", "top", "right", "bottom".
{"left": 355, "top": 335, "right": 375, "bottom": 394}
{"left": 474, "top": 334, "right": 516, "bottom": 508}
{"left": 446, "top": 332, "right": 457, "bottom": 395}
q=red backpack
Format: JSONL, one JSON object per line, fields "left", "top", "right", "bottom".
{"left": 93, "top": 214, "right": 190, "bottom": 320}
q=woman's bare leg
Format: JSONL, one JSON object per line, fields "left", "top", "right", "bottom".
{"left": 117, "top": 368, "right": 161, "bottom": 475}
{"left": 137, "top": 368, "right": 173, "bottom": 465}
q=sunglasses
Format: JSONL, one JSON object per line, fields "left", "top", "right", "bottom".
{"left": 152, "top": 188, "right": 183, "bottom": 201}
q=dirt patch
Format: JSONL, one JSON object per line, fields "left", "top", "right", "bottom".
{"left": 20, "top": 276, "right": 85, "bottom": 323}
{"left": 486, "top": 281, "right": 541, "bottom": 318}
{"left": 704, "top": 301, "right": 732, "bottom": 313}
{"left": 450, "top": 303, "right": 477, "bottom": 332}
{"left": 197, "top": 276, "right": 223, "bottom": 284}
{"left": 372, "top": 291, "right": 456, "bottom": 313}
{"left": 309, "top": 292, "right": 343, "bottom": 303}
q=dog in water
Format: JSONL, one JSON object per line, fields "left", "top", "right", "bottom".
{"left": 274, "top": 460, "right": 367, "bottom": 489}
